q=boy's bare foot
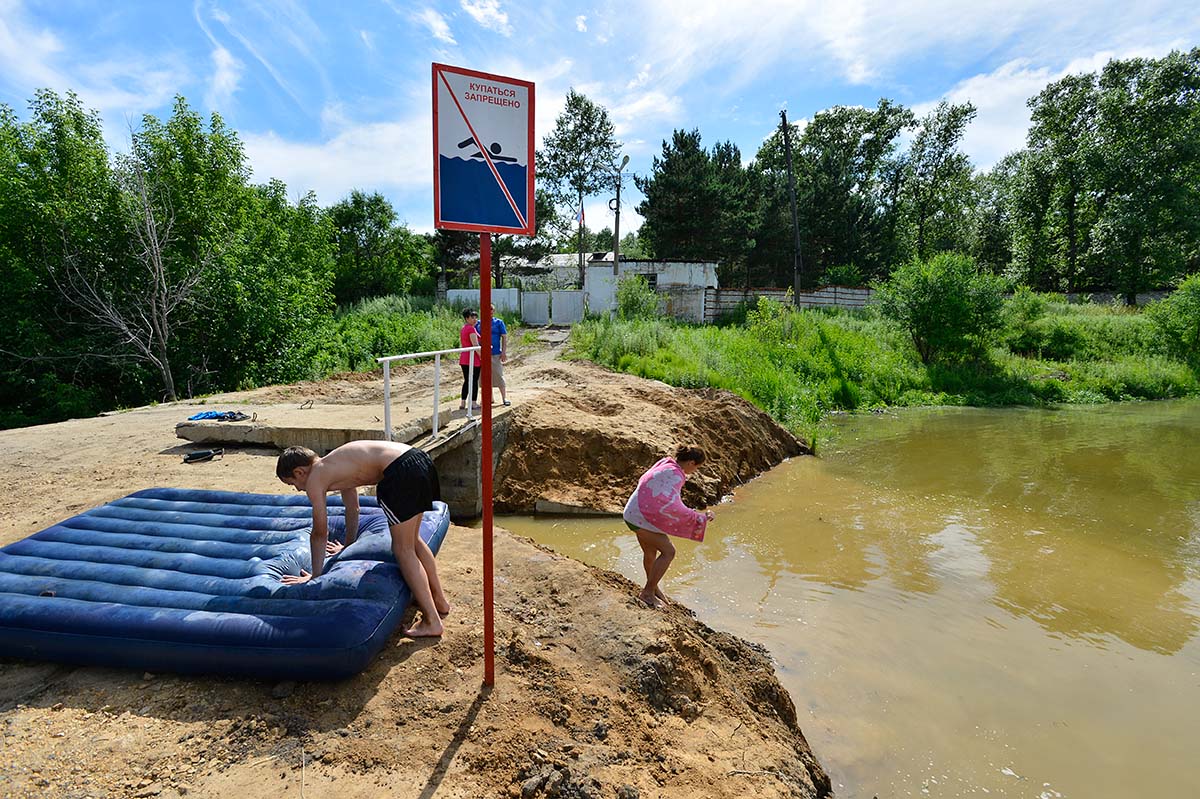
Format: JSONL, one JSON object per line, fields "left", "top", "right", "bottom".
{"left": 637, "top": 591, "right": 662, "bottom": 609}
{"left": 405, "top": 616, "right": 444, "bottom": 637}
{"left": 436, "top": 601, "right": 452, "bottom": 618}
{"left": 654, "top": 587, "right": 670, "bottom": 604}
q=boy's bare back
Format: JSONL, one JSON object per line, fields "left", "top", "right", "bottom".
{"left": 309, "top": 440, "right": 413, "bottom": 493}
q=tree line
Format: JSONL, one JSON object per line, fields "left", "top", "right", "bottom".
{"left": 631, "top": 49, "right": 1200, "bottom": 300}
{"left": 3, "top": 49, "right": 1197, "bottom": 428}
{"left": 0, "top": 89, "right": 638, "bottom": 428}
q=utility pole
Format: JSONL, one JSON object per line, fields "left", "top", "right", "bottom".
{"left": 611, "top": 154, "right": 629, "bottom": 276}
{"left": 780, "top": 109, "right": 804, "bottom": 303}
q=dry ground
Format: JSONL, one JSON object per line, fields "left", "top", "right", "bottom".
{"left": 0, "top": 330, "right": 828, "bottom": 799}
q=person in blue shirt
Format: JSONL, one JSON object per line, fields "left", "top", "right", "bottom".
{"left": 476, "top": 302, "right": 510, "bottom": 406}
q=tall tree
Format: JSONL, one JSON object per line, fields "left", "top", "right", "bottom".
{"left": 1027, "top": 73, "right": 1099, "bottom": 290}
{"left": 325, "top": 190, "right": 430, "bottom": 304}
{"left": 536, "top": 89, "right": 620, "bottom": 285}
{"left": 793, "top": 100, "right": 913, "bottom": 281}
{"left": 898, "top": 101, "right": 977, "bottom": 260}
{"left": 635, "top": 129, "right": 719, "bottom": 260}
{"left": 1090, "top": 50, "right": 1200, "bottom": 302}
{"left": 0, "top": 90, "right": 133, "bottom": 424}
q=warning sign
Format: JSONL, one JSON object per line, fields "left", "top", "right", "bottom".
{"left": 433, "top": 63, "right": 535, "bottom": 236}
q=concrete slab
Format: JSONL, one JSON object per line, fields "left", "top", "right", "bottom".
{"left": 175, "top": 402, "right": 510, "bottom": 455}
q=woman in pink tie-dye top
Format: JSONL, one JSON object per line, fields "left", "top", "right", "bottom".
{"left": 623, "top": 445, "right": 714, "bottom": 608}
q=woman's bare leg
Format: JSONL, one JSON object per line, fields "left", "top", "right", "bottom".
{"left": 635, "top": 529, "right": 674, "bottom": 608}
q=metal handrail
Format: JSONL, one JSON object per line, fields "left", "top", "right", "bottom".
{"left": 377, "top": 345, "right": 482, "bottom": 440}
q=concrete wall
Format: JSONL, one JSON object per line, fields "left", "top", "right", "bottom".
{"left": 434, "top": 414, "right": 511, "bottom": 521}
{"left": 661, "top": 287, "right": 708, "bottom": 322}
{"left": 445, "top": 288, "right": 521, "bottom": 315}
{"left": 550, "top": 290, "right": 586, "bottom": 324}
{"left": 522, "top": 291, "right": 550, "bottom": 325}
{"left": 704, "top": 286, "right": 873, "bottom": 322}
{"left": 1064, "top": 290, "right": 1169, "bottom": 306}
{"left": 619, "top": 260, "right": 718, "bottom": 289}
{"left": 584, "top": 268, "right": 618, "bottom": 315}
{"left": 585, "top": 262, "right": 718, "bottom": 321}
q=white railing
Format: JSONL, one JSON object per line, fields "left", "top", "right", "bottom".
{"left": 377, "top": 346, "right": 482, "bottom": 440}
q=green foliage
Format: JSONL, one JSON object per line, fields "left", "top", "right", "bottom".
{"left": 325, "top": 190, "right": 432, "bottom": 304}
{"left": 571, "top": 297, "right": 1199, "bottom": 443}
{"left": 536, "top": 90, "right": 619, "bottom": 280}
{"left": 615, "top": 275, "right": 660, "bottom": 320}
{"left": 874, "top": 253, "right": 1007, "bottom": 364}
{"left": 822, "top": 264, "right": 865, "bottom": 287}
{"left": 897, "top": 101, "right": 978, "bottom": 260}
{"left": 793, "top": 101, "right": 913, "bottom": 281}
{"left": 1009, "top": 48, "right": 1200, "bottom": 297}
{"left": 1145, "top": 274, "right": 1200, "bottom": 367}
{"left": 325, "top": 301, "right": 466, "bottom": 373}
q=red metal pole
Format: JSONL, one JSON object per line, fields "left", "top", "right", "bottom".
{"left": 480, "top": 232, "right": 495, "bottom": 687}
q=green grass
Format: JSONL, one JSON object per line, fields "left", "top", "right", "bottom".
{"left": 569, "top": 300, "right": 1199, "bottom": 446}
{"left": 317, "top": 298, "right": 465, "bottom": 374}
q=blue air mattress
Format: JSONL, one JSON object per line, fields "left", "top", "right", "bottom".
{"left": 0, "top": 488, "right": 449, "bottom": 680}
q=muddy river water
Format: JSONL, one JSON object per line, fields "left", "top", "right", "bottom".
{"left": 497, "top": 401, "right": 1200, "bottom": 797}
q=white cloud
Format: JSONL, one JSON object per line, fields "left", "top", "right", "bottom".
{"left": 0, "top": 0, "right": 64, "bottom": 91}
{"left": 921, "top": 41, "right": 1193, "bottom": 170}
{"left": 0, "top": 0, "right": 183, "bottom": 140}
{"left": 618, "top": 0, "right": 1200, "bottom": 96}
{"left": 626, "top": 64, "right": 651, "bottom": 91}
{"left": 575, "top": 15, "right": 587, "bottom": 33}
{"left": 360, "top": 30, "right": 374, "bottom": 51}
{"left": 609, "top": 90, "right": 684, "bottom": 139}
{"left": 205, "top": 45, "right": 243, "bottom": 112}
{"left": 242, "top": 110, "right": 431, "bottom": 209}
{"left": 461, "top": 0, "right": 512, "bottom": 37}
{"left": 417, "top": 8, "right": 456, "bottom": 45}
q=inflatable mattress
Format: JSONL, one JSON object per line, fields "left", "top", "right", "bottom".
{"left": 0, "top": 488, "right": 449, "bottom": 680}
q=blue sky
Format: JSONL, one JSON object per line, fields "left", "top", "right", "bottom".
{"left": 2, "top": 0, "right": 1197, "bottom": 235}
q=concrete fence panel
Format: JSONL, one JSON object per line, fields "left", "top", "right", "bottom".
{"left": 445, "top": 288, "right": 521, "bottom": 315}
{"left": 550, "top": 290, "right": 586, "bottom": 325}
{"left": 521, "top": 291, "right": 550, "bottom": 326}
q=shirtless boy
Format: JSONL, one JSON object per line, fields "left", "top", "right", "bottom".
{"left": 276, "top": 440, "right": 449, "bottom": 637}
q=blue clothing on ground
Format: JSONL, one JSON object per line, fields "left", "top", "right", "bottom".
{"left": 476, "top": 317, "right": 507, "bottom": 354}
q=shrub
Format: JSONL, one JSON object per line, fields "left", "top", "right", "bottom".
{"left": 616, "top": 275, "right": 660, "bottom": 320}
{"left": 1145, "top": 274, "right": 1200, "bottom": 368}
{"left": 874, "top": 252, "right": 1007, "bottom": 364}
{"left": 822, "top": 263, "right": 865, "bottom": 287}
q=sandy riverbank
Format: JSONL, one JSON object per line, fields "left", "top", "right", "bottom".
{"left": 0, "top": 337, "right": 828, "bottom": 798}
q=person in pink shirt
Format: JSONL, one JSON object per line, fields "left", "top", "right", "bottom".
{"left": 623, "top": 445, "right": 714, "bottom": 608}
{"left": 458, "top": 308, "right": 482, "bottom": 411}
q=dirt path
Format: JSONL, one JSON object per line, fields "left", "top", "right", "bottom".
{"left": 0, "top": 328, "right": 828, "bottom": 799}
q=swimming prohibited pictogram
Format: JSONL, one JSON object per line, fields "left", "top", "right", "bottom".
{"left": 433, "top": 63, "right": 535, "bottom": 235}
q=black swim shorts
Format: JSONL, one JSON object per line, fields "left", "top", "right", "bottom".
{"left": 376, "top": 448, "right": 440, "bottom": 526}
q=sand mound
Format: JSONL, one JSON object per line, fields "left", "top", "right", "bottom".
{"left": 1, "top": 529, "right": 830, "bottom": 799}
{"left": 495, "top": 381, "right": 810, "bottom": 513}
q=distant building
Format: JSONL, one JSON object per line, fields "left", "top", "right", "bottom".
{"left": 585, "top": 255, "right": 719, "bottom": 323}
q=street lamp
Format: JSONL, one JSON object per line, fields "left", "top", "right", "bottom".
{"left": 610, "top": 154, "right": 629, "bottom": 276}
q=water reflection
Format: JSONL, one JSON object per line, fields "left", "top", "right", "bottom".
{"left": 499, "top": 401, "right": 1200, "bottom": 797}
{"left": 822, "top": 404, "right": 1200, "bottom": 655}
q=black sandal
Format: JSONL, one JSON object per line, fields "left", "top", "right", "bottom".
{"left": 183, "top": 448, "right": 224, "bottom": 464}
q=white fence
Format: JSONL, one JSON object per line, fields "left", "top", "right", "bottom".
{"left": 445, "top": 288, "right": 520, "bottom": 315}
{"left": 521, "top": 291, "right": 550, "bottom": 325}
{"left": 550, "top": 290, "right": 585, "bottom": 324}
